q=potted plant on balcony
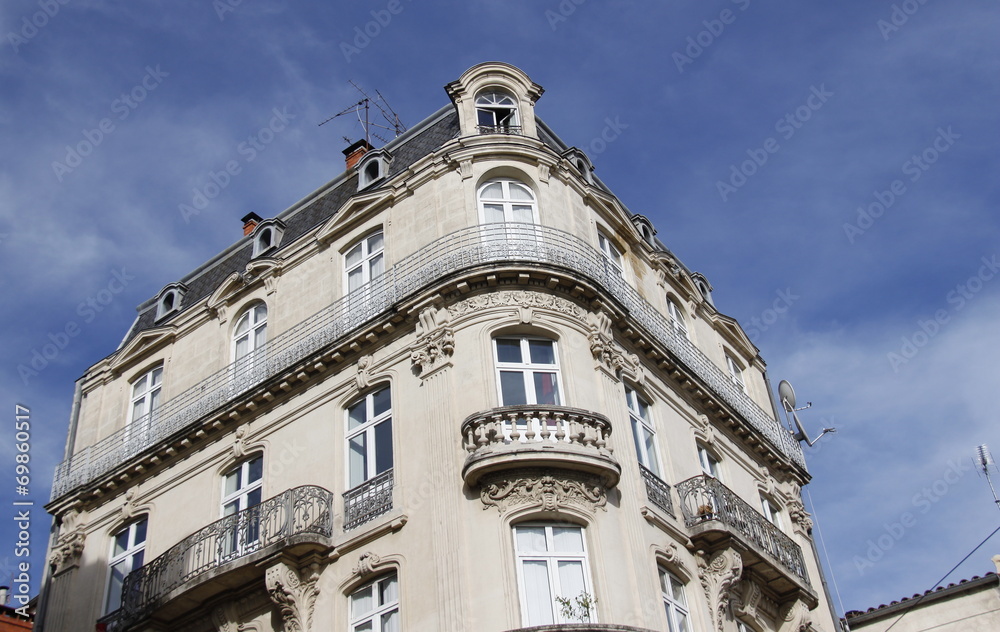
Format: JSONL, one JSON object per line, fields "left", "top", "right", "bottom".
{"left": 696, "top": 503, "right": 716, "bottom": 520}
{"left": 556, "top": 591, "right": 597, "bottom": 623}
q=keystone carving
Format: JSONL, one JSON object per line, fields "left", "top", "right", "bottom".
{"left": 353, "top": 551, "right": 383, "bottom": 578}
{"left": 356, "top": 354, "right": 373, "bottom": 390}
{"left": 266, "top": 562, "right": 320, "bottom": 632}
{"left": 697, "top": 548, "right": 743, "bottom": 632}
{"left": 409, "top": 306, "right": 454, "bottom": 374}
{"left": 479, "top": 469, "right": 607, "bottom": 513}
{"left": 232, "top": 424, "right": 249, "bottom": 460}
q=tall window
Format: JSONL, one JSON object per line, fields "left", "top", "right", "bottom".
{"left": 659, "top": 568, "right": 690, "bottom": 632}
{"left": 667, "top": 299, "right": 688, "bottom": 339}
{"left": 222, "top": 456, "right": 263, "bottom": 555}
{"left": 350, "top": 573, "right": 399, "bottom": 632}
{"left": 476, "top": 91, "right": 519, "bottom": 132}
{"left": 128, "top": 367, "right": 162, "bottom": 439}
{"left": 625, "top": 385, "right": 661, "bottom": 477}
{"left": 760, "top": 496, "right": 783, "bottom": 529}
{"left": 478, "top": 179, "right": 536, "bottom": 225}
{"left": 494, "top": 337, "right": 562, "bottom": 406}
{"left": 598, "top": 233, "right": 624, "bottom": 278}
{"left": 698, "top": 445, "right": 720, "bottom": 479}
{"left": 514, "top": 524, "right": 593, "bottom": 626}
{"left": 234, "top": 303, "right": 268, "bottom": 361}
{"left": 105, "top": 519, "right": 147, "bottom": 614}
{"left": 725, "top": 353, "right": 746, "bottom": 393}
{"left": 346, "top": 231, "right": 385, "bottom": 294}
{"left": 347, "top": 386, "right": 393, "bottom": 489}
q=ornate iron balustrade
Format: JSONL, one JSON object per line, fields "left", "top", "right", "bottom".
{"left": 639, "top": 464, "right": 674, "bottom": 517}
{"left": 343, "top": 469, "right": 393, "bottom": 531}
{"left": 477, "top": 124, "right": 522, "bottom": 135}
{"left": 676, "top": 475, "right": 808, "bottom": 585}
{"left": 101, "top": 485, "right": 333, "bottom": 631}
{"left": 53, "top": 222, "right": 804, "bottom": 500}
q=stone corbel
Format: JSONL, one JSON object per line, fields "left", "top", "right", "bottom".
{"left": 697, "top": 548, "right": 743, "bottom": 632}
{"left": 265, "top": 561, "right": 321, "bottom": 632}
{"left": 733, "top": 578, "right": 764, "bottom": 629}
{"left": 356, "top": 354, "right": 373, "bottom": 390}
{"left": 786, "top": 496, "right": 814, "bottom": 535}
{"left": 537, "top": 163, "right": 551, "bottom": 183}
{"left": 409, "top": 305, "right": 455, "bottom": 376}
{"left": 588, "top": 310, "right": 627, "bottom": 378}
{"left": 211, "top": 602, "right": 242, "bottom": 632}
{"left": 778, "top": 598, "right": 814, "bottom": 632}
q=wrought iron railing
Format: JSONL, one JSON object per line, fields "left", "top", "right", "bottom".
{"left": 639, "top": 464, "right": 674, "bottom": 517}
{"left": 676, "top": 475, "right": 808, "bottom": 585}
{"left": 53, "top": 222, "right": 805, "bottom": 500}
{"left": 343, "top": 469, "right": 393, "bottom": 531}
{"left": 477, "top": 124, "right": 522, "bottom": 135}
{"left": 99, "top": 485, "right": 333, "bottom": 630}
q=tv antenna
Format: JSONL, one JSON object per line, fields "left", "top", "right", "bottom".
{"left": 778, "top": 380, "right": 836, "bottom": 447}
{"left": 319, "top": 80, "right": 406, "bottom": 146}
{"left": 974, "top": 444, "right": 1000, "bottom": 513}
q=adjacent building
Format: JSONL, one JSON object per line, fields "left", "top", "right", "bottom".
{"left": 39, "top": 62, "right": 838, "bottom": 632}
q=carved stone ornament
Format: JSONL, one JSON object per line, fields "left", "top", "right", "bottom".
{"left": 409, "top": 305, "right": 455, "bottom": 375}
{"left": 479, "top": 469, "right": 607, "bottom": 513}
{"left": 659, "top": 542, "right": 682, "bottom": 566}
{"left": 265, "top": 562, "right": 320, "bottom": 632}
{"left": 232, "top": 424, "right": 249, "bottom": 460}
{"left": 587, "top": 310, "right": 639, "bottom": 379}
{"left": 458, "top": 158, "right": 473, "bottom": 180}
{"left": 778, "top": 598, "right": 814, "bottom": 632}
{"left": 538, "top": 163, "right": 551, "bottom": 183}
{"left": 121, "top": 488, "right": 138, "bottom": 521}
{"left": 356, "top": 354, "right": 373, "bottom": 390}
{"left": 49, "top": 519, "right": 87, "bottom": 574}
{"left": 786, "top": 496, "right": 814, "bottom": 533}
{"left": 211, "top": 602, "right": 242, "bottom": 632}
{"left": 733, "top": 578, "right": 764, "bottom": 627}
{"left": 697, "top": 548, "right": 743, "bottom": 632}
{"left": 353, "top": 551, "right": 382, "bottom": 578}
{"left": 450, "top": 291, "right": 587, "bottom": 322}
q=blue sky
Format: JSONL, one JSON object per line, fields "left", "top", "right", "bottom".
{"left": 2, "top": 0, "right": 999, "bottom": 618}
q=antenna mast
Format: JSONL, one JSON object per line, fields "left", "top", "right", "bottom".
{"left": 318, "top": 81, "right": 406, "bottom": 147}
{"left": 975, "top": 444, "right": 1000, "bottom": 514}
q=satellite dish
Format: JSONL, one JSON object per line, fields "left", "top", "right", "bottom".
{"left": 778, "top": 380, "right": 796, "bottom": 411}
{"left": 777, "top": 379, "right": 834, "bottom": 447}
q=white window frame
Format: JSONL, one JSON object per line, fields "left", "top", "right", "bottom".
{"left": 513, "top": 524, "right": 594, "bottom": 626}
{"left": 598, "top": 232, "right": 624, "bottom": 278}
{"left": 221, "top": 455, "right": 264, "bottom": 556}
{"left": 104, "top": 518, "right": 147, "bottom": 614}
{"left": 760, "top": 496, "right": 783, "bottom": 530}
{"left": 345, "top": 230, "right": 386, "bottom": 295}
{"left": 725, "top": 353, "right": 747, "bottom": 394}
{"left": 349, "top": 572, "right": 400, "bottom": 632}
{"left": 127, "top": 366, "right": 162, "bottom": 443}
{"left": 493, "top": 336, "right": 563, "bottom": 407}
{"left": 476, "top": 90, "right": 519, "bottom": 132}
{"left": 625, "top": 384, "right": 661, "bottom": 478}
{"left": 233, "top": 303, "right": 268, "bottom": 362}
{"left": 346, "top": 386, "right": 394, "bottom": 489}
{"left": 659, "top": 567, "right": 691, "bottom": 632}
{"left": 478, "top": 179, "right": 538, "bottom": 225}
{"left": 667, "top": 298, "right": 689, "bottom": 339}
{"left": 698, "top": 445, "right": 720, "bottom": 479}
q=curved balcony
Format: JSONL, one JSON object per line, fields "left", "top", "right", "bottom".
{"left": 676, "top": 475, "right": 811, "bottom": 596}
{"left": 461, "top": 405, "right": 620, "bottom": 487}
{"left": 99, "top": 485, "right": 333, "bottom": 631}
{"left": 54, "top": 222, "right": 803, "bottom": 501}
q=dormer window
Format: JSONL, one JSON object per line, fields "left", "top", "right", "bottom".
{"left": 692, "top": 272, "right": 714, "bottom": 306}
{"left": 250, "top": 219, "right": 285, "bottom": 258}
{"left": 155, "top": 283, "right": 187, "bottom": 321}
{"left": 631, "top": 215, "right": 657, "bottom": 248}
{"left": 476, "top": 91, "right": 520, "bottom": 134}
{"left": 562, "top": 148, "right": 594, "bottom": 185}
{"left": 357, "top": 149, "right": 392, "bottom": 190}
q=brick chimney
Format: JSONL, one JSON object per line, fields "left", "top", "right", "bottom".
{"left": 241, "top": 212, "right": 263, "bottom": 236}
{"left": 342, "top": 139, "right": 374, "bottom": 170}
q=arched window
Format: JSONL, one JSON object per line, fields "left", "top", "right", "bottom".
{"left": 476, "top": 91, "right": 519, "bottom": 134}
{"left": 725, "top": 353, "right": 746, "bottom": 394}
{"left": 345, "top": 231, "right": 385, "bottom": 294}
{"left": 105, "top": 518, "right": 147, "bottom": 614}
{"left": 659, "top": 567, "right": 691, "bottom": 632}
{"left": 667, "top": 298, "right": 688, "bottom": 339}
{"left": 494, "top": 336, "right": 562, "bottom": 406}
{"left": 221, "top": 455, "right": 263, "bottom": 555}
{"left": 349, "top": 572, "right": 399, "bottom": 631}
{"left": 478, "top": 179, "right": 537, "bottom": 225}
{"left": 127, "top": 366, "right": 162, "bottom": 444}
{"left": 234, "top": 303, "right": 267, "bottom": 361}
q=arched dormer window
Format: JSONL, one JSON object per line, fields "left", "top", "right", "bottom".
{"left": 251, "top": 219, "right": 286, "bottom": 258}
{"left": 155, "top": 283, "right": 187, "bottom": 321}
{"left": 357, "top": 149, "right": 392, "bottom": 190}
{"left": 476, "top": 91, "right": 520, "bottom": 134}
{"left": 562, "top": 148, "right": 594, "bottom": 185}
{"left": 630, "top": 214, "right": 657, "bottom": 248}
{"left": 692, "top": 272, "right": 714, "bottom": 307}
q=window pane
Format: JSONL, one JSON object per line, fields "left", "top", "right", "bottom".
{"left": 254, "top": 304, "right": 267, "bottom": 321}
{"left": 348, "top": 268, "right": 364, "bottom": 293}
{"left": 533, "top": 372, "right": 560, "bottom": 405}
{"left": 481, "top": 182, "right": 503, "bottom": 198}
{"left": 223, "top": 500, "right": 238, "bottom": 516}
{"left": 643, "top": 427, "right": 660, "bottom": 475}
{"left": 528, "top": 340, "right": 555, "bottom": 364}
{"left": 521, "top": 560, "right": 554, "bottom": 626}
{"left": 500, "top": 371, "right": 527, "bottom": 405}
{"left": 113, "top": 531, "right": 130, "bottom": 557}
{"left": 131, "top": 400, "right": 145, "bottom": 423}
{"left": 672, "top": 580, "right": 687, "bottom": 606}
{"left": 235, "top": 336, "right": 249, "bottom": 360}
{"left": 496, "top": 339, "right": 523, "bottom": 363}
{"left": 351, "top": 585, "right": 373, "bottom": 617}
{"left": 509, "top": 183, "right": 534, "bottom": 201}
{"left": 132, "top": 550, "right": 144, "bottom": 568}
{"left": 247, "top": 487, "right": 262, "bottom": 508}
{"left": 373, "top": 388, "right": 391, "bottom": 417}
{"left": 349, "top": 435, "right": 367, "bottom": 486}
{"left": 248, "top": 457, "right": 263, "bottom": 482}
{"left": 369, "top": 254, "right": 384, "bottom": 279}
{"left": 235, "top": 315, "right": 250, "bottom": 336}
{"left": 368, "top": 232, "right": 384, "bottom": 253}
{"left": 132, "top": 376, "right": 146, "bottom": 398}
{"left": 254, "top": 325, "right": 267, "bottom": 350}
{"left": 552, "top": 527, "right": 584, "bottom": 553}
{"left": 483, "top": 204, "right": 505, "bottom": 223}
{"left": 353, "top": 622, "right": 373, "bottom": 632}
{"left": 557, "top": 560, "right": 586, "bottom": 606}
{"left": 375, "top": 419, "right": 393, "bottom": 474}
{"left": 106, "top": 561, "right": 127, "bottom": 612}
{"left": 515, "top": 527, "right": 547, "bottom": 552}
{"left": 676, "top": 611, "right": 690, "bottom": 632}
{"left": 133, "top": 520, "right": 147, "bottom": 544}
{"left": 149, "top": 388, "right": 161, "bottom": 412}
{"left": 512, "top": 205, "right": 533, "bottom": 223}
{"left": 381, "top": 610, "right": 400, "bottom": 632}
{"left": 348, "top": 400, "right": 367, "bottom": 429}
{"left": 346, "top": 243, "right": 363, "bottom": 267}
{"left": 225, "top": 470, "right": 240, "bottom": 496}
{"left": 477, "top": 109, "right": 496, "bottom": 127}
{"left": 379, "top": 575, "right": 398, "bottom": 605}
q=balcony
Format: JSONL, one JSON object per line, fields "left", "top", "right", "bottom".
{"left": 676, "top": 475, "right": 811, "bottom": 593}
{"left": 461, "top": 405, "right": 620, "bottom": 487}
{"left": 54, "top": 223, "right": 804, "bottom": 501}
{"left": 99, "top": 485, "right": 333, "bottom": 631}
{"left": 639, "top": 464, "right": 674, "bottom": 517}
{"left": 343, "top": 469, "right": 394, "bottom": 531}
{"left": 477, "top": 124, "right": 522, "bottom": 135}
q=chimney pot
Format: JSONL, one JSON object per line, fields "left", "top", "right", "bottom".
{"left": 343, "top": 139, "right": 374, "bottom": 170}
{"left": 241, "top": 212, "right": 263, "bottom": 236}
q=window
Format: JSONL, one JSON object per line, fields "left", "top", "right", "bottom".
{"left": 725, "top": 353, "right": 746, "bottom": 393}
{"left": 346, "top": 231, "right": 385, "bottom": 294}
{"left": 625, "top": 385, "right": 661, "bottom": 477}
{"left": 659, "top": 568, "right": 690, "bottom": 632}
{"left": 667, "top": 299, "right": 688, "bottom": 339}
{"left": 698, "top": 445, "right": 720, "bottom": 479}
{"left": 350, "top": 573, "right": 399, "bottom": 632}
{"left": 234, "top": 303, "right": 268, "bottom": 361}
{"left": 494, "top": 336, "right": 562, "bottom": 406}
{"left": 250, "top": 219, "right": 285, "bottom": 257}
{"left": 128, "top": 366, "right": 162, "bottom": 440}
{"left": 221, "top": 456, "right": 263, "bottom": 555}
{"left": 476, "top": 91, "right": 519, "bottom": 133}
{"left": 598, "top": 233, "right": 623, "bottom": 278}
{"left": 514, "top": 524, "right": 593, "bottom": 626}
{"left": 478, "top": 179, "right": 537, "bottom": 225}
{"left": 346, "top": 386, "right": 393, "bottom": 489}
{"left": 358, "top": 152, "right": 391, "bottom": 189}
{"left": 155, "top": 285, "right": 185, "bottom": 321}
{"left": 105, "top": 519, "right": 147, "bottom": 614}
{"left": 760, "top": 496, "right": 783, "bottom": 530}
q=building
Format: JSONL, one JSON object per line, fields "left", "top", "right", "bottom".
{"left": 842, "top": 556, "right": 1000, "bottom": 632}
{"left": 39, "top": 62, "right": 839, "bottom": 632}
